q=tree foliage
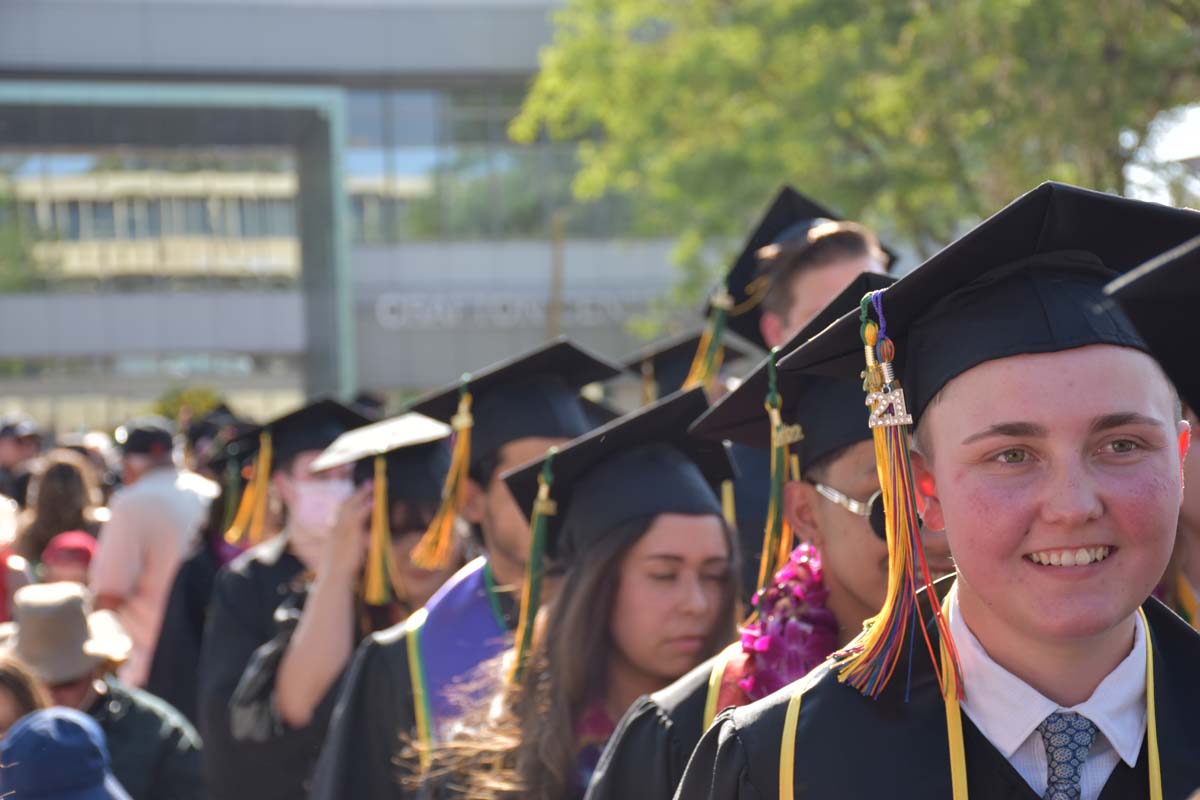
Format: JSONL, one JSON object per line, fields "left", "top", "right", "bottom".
{"left": 513, "top": 0, "right": 1200, "bottom": 294}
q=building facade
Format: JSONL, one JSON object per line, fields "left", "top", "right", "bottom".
{"left": 0, "top": 0, "right": 681, "bottom": 430}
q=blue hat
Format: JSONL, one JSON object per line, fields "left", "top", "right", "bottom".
{"left": 0, "top": 707, "right": 131, "bottom": 800}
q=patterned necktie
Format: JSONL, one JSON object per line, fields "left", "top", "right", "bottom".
{"left": 1037, "top": 711, "right": 1099, "bottom": 800}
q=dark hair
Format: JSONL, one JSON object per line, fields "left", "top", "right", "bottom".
{"left": 0, "top": 654, "right": 50, "bottom": 724}
{"left": 420, "top": 513, "right": 740, "bottom": 800}
{"left": 16, "top": 450, "right": 102, "bottom": 562}
{"left": 759, "top": 222, "right": 887, "bottom": 319}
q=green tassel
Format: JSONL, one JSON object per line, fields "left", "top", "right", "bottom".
{"left": 508, "top": 449, "right": 556, "bottom": 684}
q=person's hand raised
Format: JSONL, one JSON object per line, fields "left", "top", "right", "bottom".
{"left": 322, "top": 483, "right": 373, "bottom": 583}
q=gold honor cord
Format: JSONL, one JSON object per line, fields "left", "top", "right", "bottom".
{"left": 778, "top": 605, "right": 1162, "bottom": 799}
{"left": 703, "top": 642, "right": 742, "bottom": 731}
{"left": 938, "top": 596, "right": 1162, "bottom": 800}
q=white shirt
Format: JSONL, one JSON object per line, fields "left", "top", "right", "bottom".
{"left": 947, "top": 583, "right": 1146, "bottom": 800}
{"left": 90, "top": 466, "right": 217, "bottom": 687}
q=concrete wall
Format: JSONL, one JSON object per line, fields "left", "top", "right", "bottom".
{"left": 0, "top": 0, "right": 558, "bottom": 78}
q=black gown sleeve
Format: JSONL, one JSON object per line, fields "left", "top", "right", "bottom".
{"left": 586, "top": 697, "right": 685, "bottom": 800}
{"left": 309, "top": 627, "right": 419, "bottom": 800}
{"left": 672, "top": 710, "right": 768, "bottom": 800}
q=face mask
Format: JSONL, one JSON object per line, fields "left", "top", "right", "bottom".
{"left": 286, "top": 478, "right": 354, "bottom": 563}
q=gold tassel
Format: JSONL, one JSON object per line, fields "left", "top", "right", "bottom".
{"left": 410, "top": 389, "right": 472, "bottom": 570}
{"left": 640, "top": 359, "right": 658, "bottom": 405}
{"left": 365, "top": 455, "right": 405, "bottom": 606}
{"left": 721, "top": 480, "right": 737, "bottom": 529}
{"left": 683, "top": 290, "right": 732, "bottom": 395}
{"left": 224, "top": 431, "right": 272, "bottom": 547}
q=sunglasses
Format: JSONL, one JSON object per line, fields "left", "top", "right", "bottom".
{"left": 812, "top": 482, "right": 887, "bottom": 541}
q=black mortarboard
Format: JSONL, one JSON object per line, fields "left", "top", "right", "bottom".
{"left": 115, "top": 417, "right": 174, "bottom": 456}
{"left": 405, "top": 337, "right": 623, "bottom": 570}
{"left": 1106, "top": 234, "right": 1200, "bottom": 412}
{"left": 779, "top": 182, "right": 1200, "bottom": 424}
{"left": 692, "top": 272, "right": 897, "bottom": 466}
{"left": 775, "top": 182, "right": 1200, "bottom": 702}
{"left": 186, "top": 403, "right": 239, "bottom": 448}
{"left": 408, "top": 337, "right": 623, "bottom": 472}
{"left": 260, "top": 399, "right": 372, "bottom": 472}
{"left": 503, "top": 388, "right": 734, "bottom": 564}
{"left": 500, "top": 388, "right": 735, "bottom": 681}
{"left": 621, "top": 329, "right": 755, "bottom": 404}
{"left": 579, "top": 397, "right": 623, "bottom": 427}
{"left": 312, "top": 413, "right": 453, "bottom": 605}
{"left": 223, "top": 399, "right": 371, "bottom": 549}
{"left": 713, "top": 186, "right": 896, "bottom": 351}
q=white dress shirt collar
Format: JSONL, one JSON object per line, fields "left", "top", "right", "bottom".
{"left": 947, "top": 581, "right": 1146, "bottom": 769}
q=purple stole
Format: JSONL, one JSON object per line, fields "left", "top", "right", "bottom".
{"left": 407, "top": 556, "right": 511, "bottom": 742}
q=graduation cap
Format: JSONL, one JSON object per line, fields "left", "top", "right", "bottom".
{"left": 687, "top": 186, "right": 894, "bottom": 392}
{"left": 311, "top": 413, "right": 452, "bottom": 606}
{"left": 501, "top": 387, "right": 735, "bottom": 680}
{"left": 621, "top": 329, "right": 755, "bottom": 405}
{"left": 690, "top": 273, "right": 896, "bottom": 597}
{"left": 777, "top": 181, "right": 1200, "bottom": 702}
{"left": 224, "top": 399, "right": 371, "bottom": 549}
{"left": 1105, "top": 235, "right": 1200, "bottom": 413}
{"left": 405, "top": 337, "right": 624, "bottom": 570}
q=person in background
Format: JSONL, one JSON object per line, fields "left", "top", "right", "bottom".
{"left": 89, "top": 416, "right": 218, "bottom": 688}
{"left": 0, "top": 707, "right": 133, "bottom": 800}
{"left": 234, "top": 413, "right": 464, "bottom": 796}
{"left": 42, "top": 530, "right": 98, "bottom": 585}
{"left": 0, "top": 651, "right": 50, "bottom": 737}
{"left": 0, "top": 416, "right": 44, "bottom": 507}
{"left": 585, "top": 273, "right": 949, "bottom": 800}
{"left": 423, "top": 388, "right": 739, "bottom": 800}
{"left": 15, "top": 448, "right": 105, "bottom": 565}
{"left": 198, "top": 400, "right": 369, "bottom": 800}
{"left": 145, "top": 424, "right": 261, "bottom": 726}
{"left": 2, "top": 582, "right": 203, "bottom": 800}
{"left": 59, "top": 430, "right": 122, "bottom": 505}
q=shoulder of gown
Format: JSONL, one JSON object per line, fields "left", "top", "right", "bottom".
{"left": 309, "top": 620, "right": 419, "bottom": 800}
{"left": 586, "top": 653, "right": 716, "bottom": 800}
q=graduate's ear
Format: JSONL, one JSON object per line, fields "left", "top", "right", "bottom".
{"left": 784, "top": 480, "right": 823, "bottom": 549}
{"left": 460, "top": 477, "right": 485, "bottom": 525}
{"left": 909, "top": 449, "right": 945, "bottom": 532}
{"left": 759, "top": 311, "right": 786, "bottom": 352}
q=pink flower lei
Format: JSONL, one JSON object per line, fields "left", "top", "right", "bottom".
{"left": 737, "top": 542, "right": 839, "bottom": 701}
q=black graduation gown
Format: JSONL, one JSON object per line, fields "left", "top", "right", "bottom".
{"left": 146, "top": 543, "right": 220, "bottom": 725}
{"left": 197, "top": 536, "right": 337, "bottom": 800}
{"left": 585, "top": 653, "right": 718, "bottom": 800}
{"left": 309, "top": 579, "right": 519, "bottom": 800}
{"left": 674, "top": 584, "right": 1200, "bottom": 800}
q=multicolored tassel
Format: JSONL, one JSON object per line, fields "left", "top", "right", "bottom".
{"left": 831, "top": 292, "right": 961, "bottom": 700}
{"left": 411, "top": 384, "right": 473, "bottom": 570}
{"left": 224, "top": 430, "right": 272, "bottom": 547}
{"left": 508, "top": 449, "right": 556, "bottom": 685}
{"left": 221, "top": 456, "right": 243, "bottom": 534}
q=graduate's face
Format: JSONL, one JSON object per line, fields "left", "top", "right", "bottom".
{"left": 466, "top": 437, "right": 568, "bottom": 588}
{"left": 760, "top": 255, "right": 886, "bottom": 349}
{"left": 914, "top": 345, "right": 1187, "bottom": 644}
{"left": 786, "top": 442, "right": 956, "bottom": 636}
{"left": 608, "top": 513, "right": 732, "bottom": 682}
{"left": 389, "top": 527, "right": 458, "bottom": 609}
